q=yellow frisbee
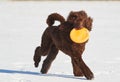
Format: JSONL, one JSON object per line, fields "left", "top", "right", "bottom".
{"left": 70, "top": 27, "right": 89, "bottom": 43}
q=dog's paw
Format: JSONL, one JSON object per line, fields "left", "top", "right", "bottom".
{"left": 74, "top": 72, "right": 84, "bottom": 77}
{"left": 85, "top": 72, "right": 94, "bottom": 80}
{"left": 33, "top": 55, "right": 41, "bottom": 68}
{"left": 34, "top": 62, "right": 39, "bottom": 68}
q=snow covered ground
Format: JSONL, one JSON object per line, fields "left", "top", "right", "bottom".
{"left": 0, "top": 1, "right": 120, "bottom": 82}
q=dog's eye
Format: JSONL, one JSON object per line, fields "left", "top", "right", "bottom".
{"left": 71, "top": 16, "right": 77, "bottom": 20}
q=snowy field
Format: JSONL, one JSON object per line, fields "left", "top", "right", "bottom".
{"left": 0, "top": 1, "right": 120, "bottom": 82}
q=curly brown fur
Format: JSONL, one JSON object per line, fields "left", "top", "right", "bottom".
{"left": 33, "top": 10, "right": 94, "bottom": 80}
{"left": 46, "top": 13, "right": 65, "bottom": 27}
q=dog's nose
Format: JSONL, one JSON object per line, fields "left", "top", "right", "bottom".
{"left": 74, "top": 25, "right": 83, "bottom": 30}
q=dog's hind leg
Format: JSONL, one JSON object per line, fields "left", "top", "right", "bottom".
{"left": 41, "top": 44, "right": 58, "bottom": 74}
{"left": 33, "top": 29, "right": 52, "bottom": 67}
{"left": 33, "top": 46, "right": 42, "bottom": 67}
{"left": 33, "top": 44, "right": 51, "bottom": 67}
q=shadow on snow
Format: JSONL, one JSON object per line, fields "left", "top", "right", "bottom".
{"left": 0, "top": 69, "right": 86, "bottom": 80}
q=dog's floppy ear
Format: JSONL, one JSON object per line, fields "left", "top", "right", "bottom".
{"left": 84, "top": 17, "right": 93, "bottom": 31}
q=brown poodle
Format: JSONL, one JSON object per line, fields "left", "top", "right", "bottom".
{"left": 33, "top": 10, "right": 94, "bottom": 80}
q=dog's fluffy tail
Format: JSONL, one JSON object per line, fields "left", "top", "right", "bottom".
{"left": 46, "top": 13, "right": 65, "bottom": 27}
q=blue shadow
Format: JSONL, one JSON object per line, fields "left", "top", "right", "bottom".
{"left": 0, "top": 69, "right": 39, "bottom": 75}
{"left": 0, "top": 69, "right": 86, "bottom": 80}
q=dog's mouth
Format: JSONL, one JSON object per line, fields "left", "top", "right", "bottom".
{"left": 73, "top": 24, "right": 83, "bottom": 30}
{"left": 72, "top": 20, "right": 84, "bottom": 30}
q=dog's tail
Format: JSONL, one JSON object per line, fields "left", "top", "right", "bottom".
{"left": 46, "top": 13, "right": 65, "bottom": 27}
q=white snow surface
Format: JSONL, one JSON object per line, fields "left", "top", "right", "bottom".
{"left": 0, "top": 1, "right": 120, "bottom": 82}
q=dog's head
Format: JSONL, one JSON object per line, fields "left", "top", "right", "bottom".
{"left": 67, "top": 10, "right": 93, "bottom": 31}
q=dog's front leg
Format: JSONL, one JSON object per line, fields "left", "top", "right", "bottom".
{"left": 71, "top": 58, "right": 83, "bottom": 77}
{"left": 73, "top": 57, "right": 94, "bottom": 80}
